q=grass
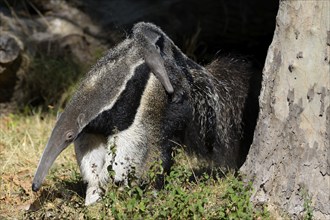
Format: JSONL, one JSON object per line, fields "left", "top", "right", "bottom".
{"left": 0, "top": 112, "right": 80, "bottom": 218}
{"left": 0, "top": 112, "right": 270, "bottom": 219}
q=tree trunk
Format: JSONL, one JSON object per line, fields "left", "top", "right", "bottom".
{"left": 240, "top": 1, "right": 330, "bottom": 219}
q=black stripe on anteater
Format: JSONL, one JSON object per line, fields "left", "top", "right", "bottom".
{"left": 84, "top": 63, "right": 150, "bottom": 136}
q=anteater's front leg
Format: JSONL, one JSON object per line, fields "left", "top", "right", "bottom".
{"left": 74, "top": 133, "right": 112, "bottom": 205}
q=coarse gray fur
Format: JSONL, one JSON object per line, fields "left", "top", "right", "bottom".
{"left": 32, "top": 22, "right": 252, "bottom": 205}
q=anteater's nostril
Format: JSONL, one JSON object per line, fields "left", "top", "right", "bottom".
{"left": 32, "top": 183, "right": 39, "bottom": 192}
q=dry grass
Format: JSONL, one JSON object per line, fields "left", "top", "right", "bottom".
{"left": 0, "top": 113, "right": 82, "bottom": 219}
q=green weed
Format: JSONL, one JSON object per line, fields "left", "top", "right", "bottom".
{"left": 96, "top": 147, "right": 270, "bottom": 220}
{"left": 302, "top": 189, "right": 313, "bottom": 220}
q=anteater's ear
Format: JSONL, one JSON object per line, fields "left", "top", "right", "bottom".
{"left": 133, "top": 23, "right": 174, "bottom": 94}
{"left": 143, "top": 46, "right": 174, "bottom": 94}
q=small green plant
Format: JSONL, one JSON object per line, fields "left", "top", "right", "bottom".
{"left": 302, "top": 189, "right": 313, "bottom": 220}
{"left": 98, "top": 147, "right": 270, "bottom": 219}
{"left": 217, "top": 175, "right": 270, "bottom": 220}
{"left": 101, "top": 148, "right": 212, "bottom": 219}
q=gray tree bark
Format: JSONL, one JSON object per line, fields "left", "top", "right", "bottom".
{"left": 240, "top": 1, "right": 330, "bottom": 219}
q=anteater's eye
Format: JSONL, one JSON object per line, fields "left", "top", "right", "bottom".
{"left": 65, "top": 131, "right": 74, "bottom": 141}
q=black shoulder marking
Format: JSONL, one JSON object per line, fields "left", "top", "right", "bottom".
{"left": 84, "top": 63, "right": 150, "bottom": 136}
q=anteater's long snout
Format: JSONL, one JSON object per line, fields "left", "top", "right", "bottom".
{"left": 32, "top": 138, "right": 70, "bottom": 192}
